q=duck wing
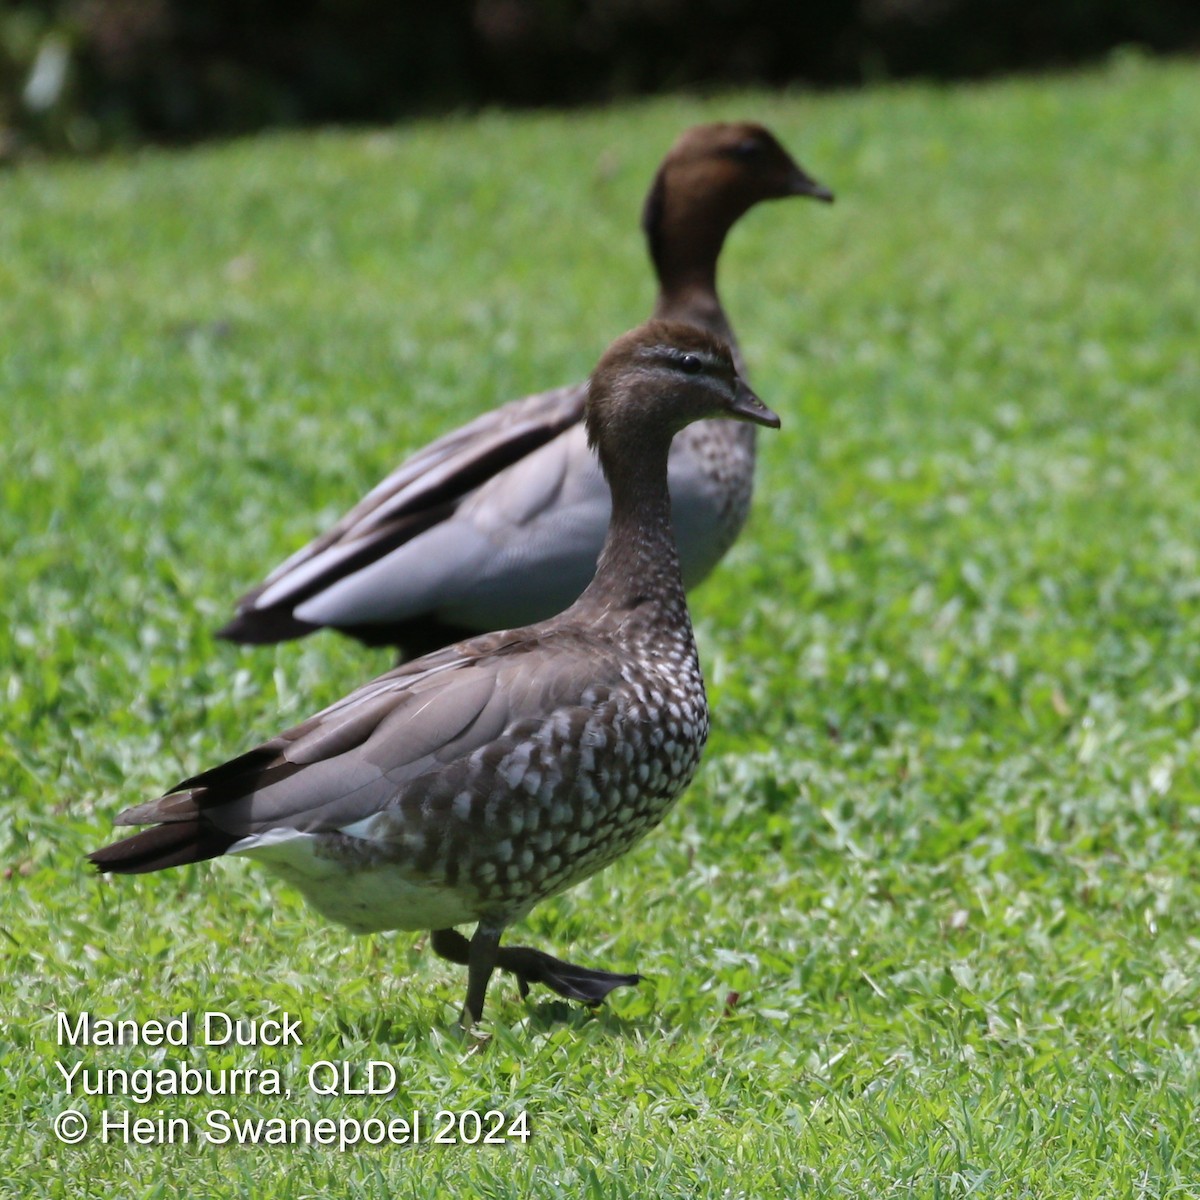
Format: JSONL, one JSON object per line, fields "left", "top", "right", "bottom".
{"left": 89, "top": 627, "right": 619, "bottom": 873}
{"left": 219, "top": 381, "right": 586, "bottom": 647}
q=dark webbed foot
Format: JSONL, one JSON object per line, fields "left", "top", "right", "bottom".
{"left": 431, "top": 928, "right": 641, "bottom": 1015}
{"left": 495, "top": 945, "right": 641, "bottom": 1004}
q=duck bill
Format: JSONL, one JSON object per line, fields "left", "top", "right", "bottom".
{"left": 729, "top": 381, "right": 781, "bottom": 429}
{"left": 788, "top": 166, "right": 834, "bottom": 204}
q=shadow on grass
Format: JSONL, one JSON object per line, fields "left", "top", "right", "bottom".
{"left": 519, "top": 996, "right": 645, "bottom": 1035}
{"left": 331, "top": 991, "right": 652, "bottom": 1048}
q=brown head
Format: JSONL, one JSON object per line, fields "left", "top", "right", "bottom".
{"left": 585, "top": 319, "right": 780, "bottom": 480}
{"left": 642, "top": 121, "right": 833, "bottom": 313}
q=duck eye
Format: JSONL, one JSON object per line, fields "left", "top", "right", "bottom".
{"left": 679, "top": 354, "right": 703, "bottom": 375}
{"left": 730, "top": 138, "right": 763, "bottom": 161}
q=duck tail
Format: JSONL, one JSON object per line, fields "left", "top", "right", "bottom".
{"left": 88, "top": 822, "right": 235, "bottom": 875}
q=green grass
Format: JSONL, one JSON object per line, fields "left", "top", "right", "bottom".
{"left": 4, "top": 53, "right": 1200, "bottom": 1197}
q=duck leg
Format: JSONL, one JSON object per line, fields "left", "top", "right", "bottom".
{"left": 459, "top": 923, "right": 502, "bottom": 1027}
{"left": 431, "top": 927, "right": 641, "bottom": 1010}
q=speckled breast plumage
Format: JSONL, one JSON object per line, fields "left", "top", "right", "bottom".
{"left": 279, "top": 624, "right": 708, "bottom": 934}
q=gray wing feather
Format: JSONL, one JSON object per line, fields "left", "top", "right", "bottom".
{"left": 294, "top": 423, "right": 609, "bottom": 630}
{"left": 116, "top": 635, "right": 618, "bottom": 841}
{"left": 252, "top": 382, "right": 586, "bottom": 599}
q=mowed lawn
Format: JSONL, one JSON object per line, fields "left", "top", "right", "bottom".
{"left": 3, "top": 55, "right": 1200, "bottom": 1197}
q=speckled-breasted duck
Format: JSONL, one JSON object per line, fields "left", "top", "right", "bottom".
{"left": 217, "top": 122, "right": 828, "bottom": 658}
{"left": 91, "top": 320, "right": 781, "bottom": 1027}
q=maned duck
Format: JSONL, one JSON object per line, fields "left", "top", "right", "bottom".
{"left": 91, "top": 320, "right": 781, "bottom": 1027}
{"left": 218, "top": 122, "right": 828, "bottom": 657}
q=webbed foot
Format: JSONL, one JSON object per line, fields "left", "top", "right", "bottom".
{"left": 496, "top": 944, "right": 641, "bottom": 1004}
{"left": 430, "top": 928, "right": 640, "bottom": 1012}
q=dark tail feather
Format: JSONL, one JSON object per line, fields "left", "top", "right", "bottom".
{"left": 216, "top": 608, "right": 321, "bottom": 645}
{"left": 89, "top": 821, "right": 236, "bottom": 875}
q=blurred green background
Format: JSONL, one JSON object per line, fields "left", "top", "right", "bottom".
{"left": 3, "top": 0, "right": 1199, "bottom": 155}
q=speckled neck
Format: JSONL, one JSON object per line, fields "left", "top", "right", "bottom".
{"left": 574, "top": 436, "right": 687, "bottom": 624}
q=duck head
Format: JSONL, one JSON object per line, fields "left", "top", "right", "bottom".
{"left": 643, "top": 121, "right": 833, "bottom": 306}
{"left": 586, "top": 318, "right": 780, "bottom": 473}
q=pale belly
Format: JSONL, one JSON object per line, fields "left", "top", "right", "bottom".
{"left": 229, "top": 829, "right": 477, "bottom": 933}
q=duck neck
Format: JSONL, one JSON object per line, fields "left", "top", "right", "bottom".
{"left": 646, "top": 195, "right": 737, "bottom": 341}
{"left": 578, "top": 439, "right": 688, "bottom": 620}
{"left": 652, "top": 279, "right": 731, "bottom": 345}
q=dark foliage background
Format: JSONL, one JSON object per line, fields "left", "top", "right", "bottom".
{"left": 3, "top": 0, "right": 1199, "bottom": 152}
